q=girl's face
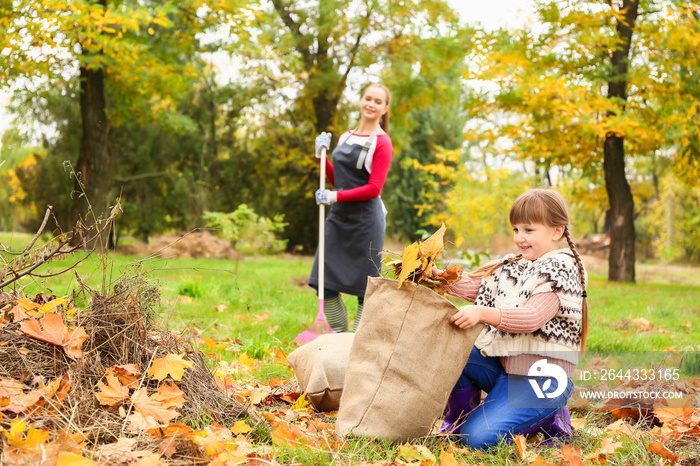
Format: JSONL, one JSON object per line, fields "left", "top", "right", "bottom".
{"left": 360, "top": 86, "right": 389, "bottom": 123}
{"left": 512, "top": 222, "right": 565, "bottom": 261}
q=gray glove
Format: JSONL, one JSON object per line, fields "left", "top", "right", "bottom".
{"left": 315, "top": 132, "right": 332, "bottom": 158}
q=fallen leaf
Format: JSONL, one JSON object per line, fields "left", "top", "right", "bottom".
{"left": 131, "top": 388, "right": 180, "bottom": 424}
{"left": 56, "top": 451, "right": 98, "bottom": 465}
{"left": 396, "top": 443, "right": 436, "bottom": 464}
{"left": 152, "top": 382, "right": 186, "bottom": 409}
{"left": 106, "top": 364, "right": 141, "bottom": 388}
{"left": 570, "top": 417, "right": 586, "bottom": 430}
{"left": 210, "top": 451, "right": 248, "bottom": 466}
{"left": 532, "top": 455, "right": 556, "bottom": 466}
{"left": 19, "top": 313, "right": 88, "bottom": 359}
{"left": 513, "top": 434, "right": 537, "bottom": 462}
{"left": 95, "top": 373, "right": 130, "bottom": 407}
{"left": 127, "top": 411, "right": 166, "bottom": 432}
{"left": 648, "top": 441, "right": 680, "bottom": 463}
{"left": 585, "top": 437, "right": 623, "bottom": 460}
{"left": 147, "top": 353, "right": 194, "bottom": 381}
{"left": 158, "top": 435, "right": 178, "bottom": 458}
{"left": 231, "top": 420, "right": 252, "bottom": 435}
{"left": 633, "top": 317, "right": 654, "bottom": 332}
{"left": 439, "top": 450, "right": 468, "bottom": 466}
{"left": 561, "top": 444, "right": 584, "bottom": 466}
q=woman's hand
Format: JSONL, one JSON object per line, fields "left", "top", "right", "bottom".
{"left": 315, "top": 132, "right": 332, "bottom": 157}
{"left": 449, "top": 305, "right": 502, "bottom": 329}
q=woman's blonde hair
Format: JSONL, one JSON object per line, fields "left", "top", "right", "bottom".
{"left": 363, "top": 83, "right": 391, "bottom": 133}
{"left": 467, "top": 189, "right": 589, "bottom": 350}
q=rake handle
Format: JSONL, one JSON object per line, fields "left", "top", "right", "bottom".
{"left": 318, "top": 146, "right": 327, "bottom": 314}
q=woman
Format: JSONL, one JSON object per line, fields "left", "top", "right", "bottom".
{"left": 308, "top": 83, "right": 394, "bottom": 332}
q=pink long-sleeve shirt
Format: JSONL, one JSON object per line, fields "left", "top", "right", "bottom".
{"left": 445, "top": 275, "right": 575, "bottom": 377}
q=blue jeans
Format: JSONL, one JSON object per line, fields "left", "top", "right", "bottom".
{"left": 454, "top": 347, "right": 574, "bottom": 450}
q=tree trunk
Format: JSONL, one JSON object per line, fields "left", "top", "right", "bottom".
{"left": 72, "top": 63, "right": 112, "bottom": 249}
{"left": 603, "top": 0, "right": 639, "bottom": 282}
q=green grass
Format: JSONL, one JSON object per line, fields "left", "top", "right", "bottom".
{"left": 2, "top": 243, "right": 700, "bottom": 465}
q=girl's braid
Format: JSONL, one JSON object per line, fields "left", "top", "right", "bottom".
{"left": 563, "top": 227, "right": 587, "bottom": 294}
{"left": 564, "top": 226, "right": 589, "bottom": 350}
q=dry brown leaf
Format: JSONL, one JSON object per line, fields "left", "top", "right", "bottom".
{"left": 127, "top": 411, "right": 166, "bottom": 432}
{"left": 152, "top": 382, "right": 186, "bottom": 408}
{"left": 106, "top": 364, "right": 141, "bottom": 388}
{"left": 418, "top": 223, "right": 446, "bottom": 261}
{"left": 19, "top": 313, "right": 88, "bottom": 359}
{"left": 0, "top": 377, "right": 62, "bottom": 414}
{"left": 654, "top": 398, "right": 694, "bottom": 425}
{"left": 158, "top": 435, "right": 178, "bottom": 459}
{"left": 532, "top": 455, "right": 556, "bottom": 466}
{"left": 210, "top": 451, "right": 248, "bottom": 466}
{"left": 561, "top": 444, "right": 584, "bottom": 466}
{"left": 0, "top": 378, "right": 26, "bottom": 398}
{"left": 131, "top": 388, "right": 180, "bottom": 424}
{"left": 648, "top": 441, "right": 680, "bottom": 463}
{"left": 513, "top": 434, "right": 537, "bottom": 462}
{"left": 585, "top": 437, "right": 623, "bottom": 461}
{"left": 147, "top": 353, "right": 194, "bottom": 381}
{"left": 95, "top": 373, "right": 130, "bottom": 407}
{"left": 570, "top": 417, "right": 586, "bottom": 430}
{"left": 438, "top": 450, "right": 468, "bottom": 466}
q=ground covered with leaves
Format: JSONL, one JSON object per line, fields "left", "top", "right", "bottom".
{"left": 1, "top": 260, "right": 700, "bottom": 465}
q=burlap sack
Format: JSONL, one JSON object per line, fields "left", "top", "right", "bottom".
{"left": 336, "top": 277, "right": 483, "bottom": 442}
{"left": 287, "top": 333, "right": 355, "bottom": 412}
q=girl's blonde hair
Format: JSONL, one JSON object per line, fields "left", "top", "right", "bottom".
{"left": 467, "top": 189, "right": 589, "bottom": 350}
{"left": 363, "top": 83, "right": 391, "bottom": 133}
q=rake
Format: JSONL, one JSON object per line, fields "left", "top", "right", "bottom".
{"left": 294, "top": 145, "right": 336, "bottom": 345}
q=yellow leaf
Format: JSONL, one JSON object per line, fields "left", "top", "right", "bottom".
{"left": 398, "top": 243, "right": 421, "bottom": 287}
{"left": 418, "top": 223, "right": 446, "bottom": 261}
{"left": 292, "top": 392, "right": 309, "bottom": 410}
{"left": 56, "top": 451, "right": 97, "bottom": 466}
{"left": 148, "top": 27, "right": 155, "bottom": 35}
{"left": 147, "top": 353, "right": 194, "bottom": 381}
{"left": 231, "top": 420, "right": 252, "bottom": 434}
{"left": 396, "top": 443, "right": 436, "bottom": 464}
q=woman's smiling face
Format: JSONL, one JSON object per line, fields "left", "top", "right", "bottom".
{"left": 512, "top": 222, "right": 565, "bottom": 260}
{"left": 360, "top": 85, "right": 389, "bottom": 123}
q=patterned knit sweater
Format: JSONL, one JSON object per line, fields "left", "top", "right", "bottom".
{"left": 472, "top": 248, "right": 587, "bottom": 376}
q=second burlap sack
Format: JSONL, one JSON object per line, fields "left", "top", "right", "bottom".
{"left": 336, "top": 277, "right": 483, "bottom": 442}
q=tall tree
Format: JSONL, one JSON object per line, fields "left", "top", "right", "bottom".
{"left": 461, "top": 0, "right": 698, "bottom": 281}
{"left": 0, "top": 0, "right": 244, "bottom": 244}
{"left": 227, "top": 0, "right": 469, "bottom": 251}
{"left": 603, "top": 0, "right": 639, "bottom": 282}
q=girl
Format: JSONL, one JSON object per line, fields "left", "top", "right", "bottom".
{"left": 308, "top": 83, "right": 394, "bottom": 332}
{"left": 438, "top": 189, "right": 588, "bottom": 450}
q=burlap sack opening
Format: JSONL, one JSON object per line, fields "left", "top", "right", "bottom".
{"left": 287, "top": 332, "right": 355, "bottom": 412}
{"left": 336, "top": 277, "right": 483, "bottom": 442}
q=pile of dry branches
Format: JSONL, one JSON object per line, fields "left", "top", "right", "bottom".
{"left": 0, "top": 209, "right": 249, "bottom": 462}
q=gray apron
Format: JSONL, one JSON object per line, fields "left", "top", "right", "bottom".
{"left": 308, "top": 127, "right": 385, "bottom": 297}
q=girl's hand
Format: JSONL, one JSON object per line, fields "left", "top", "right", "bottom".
{"left": 449, "top": 305, "right": 502, "bottom": 329}
{"left": 449, "top": 306, "right": 481, "bottom": 329}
